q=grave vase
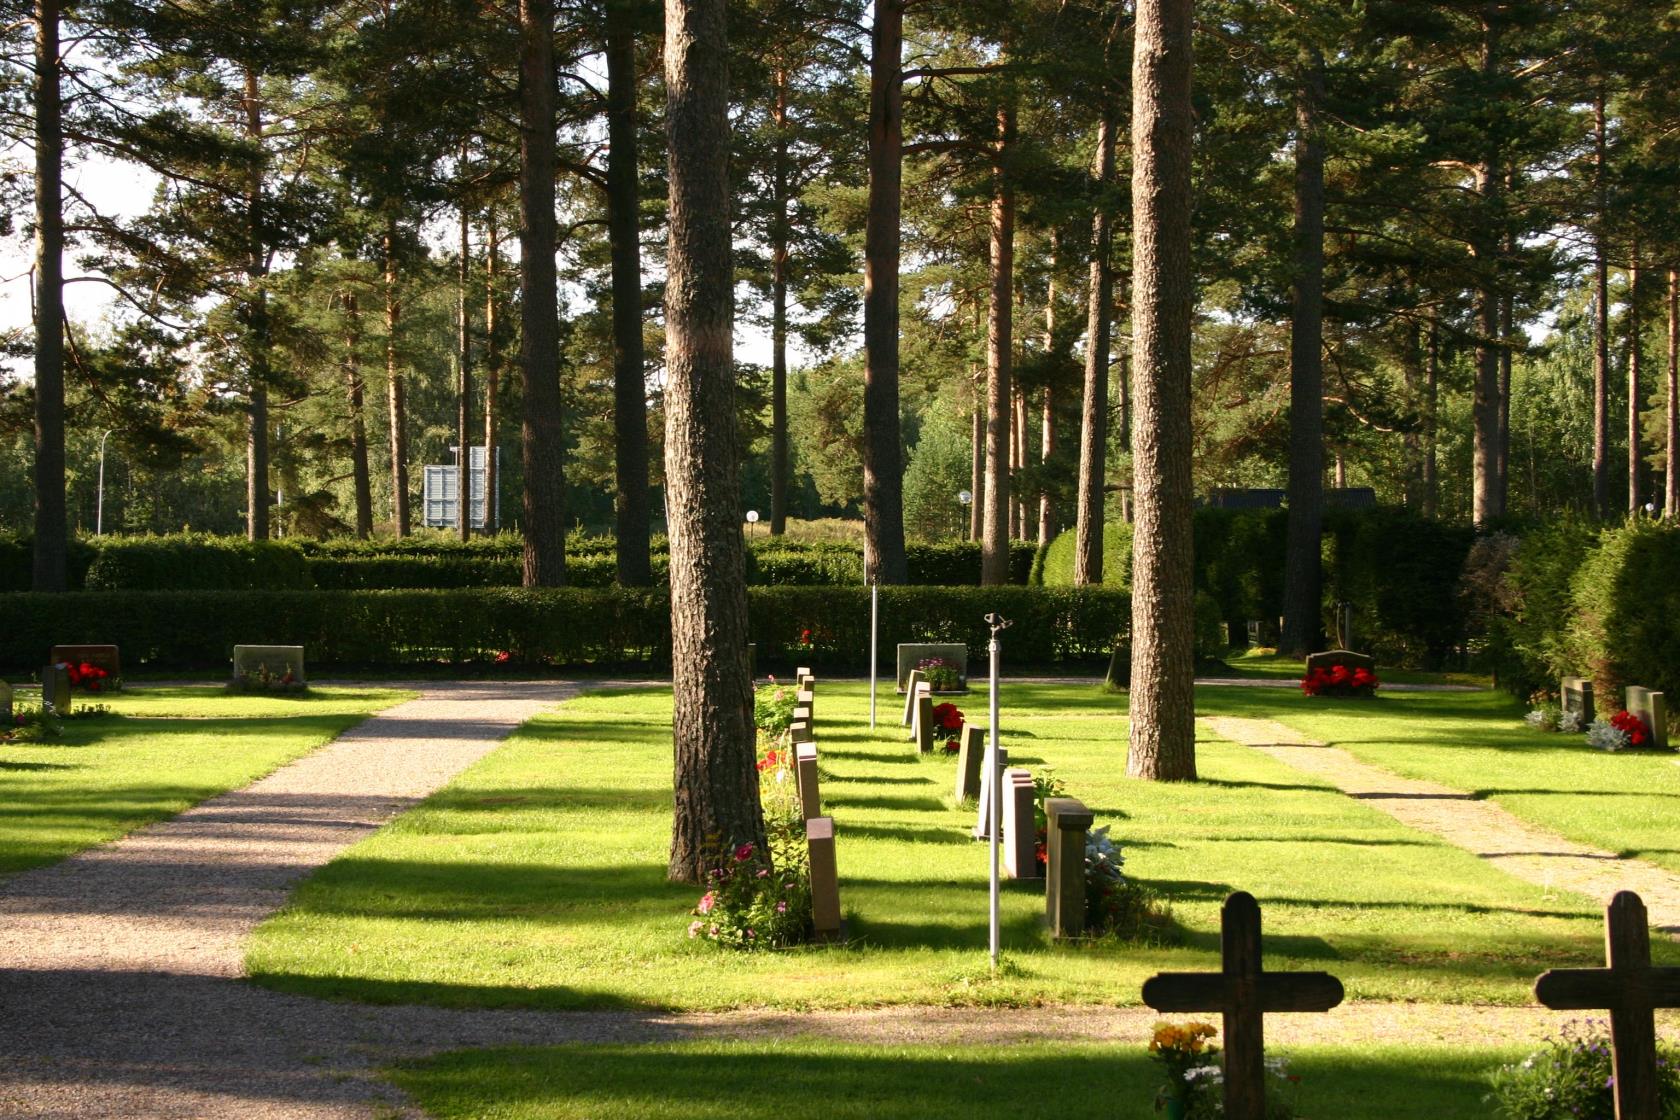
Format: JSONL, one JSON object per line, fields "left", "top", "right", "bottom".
{"left": 1164, "top": 1098, "right": 1187, "bottom": 1120}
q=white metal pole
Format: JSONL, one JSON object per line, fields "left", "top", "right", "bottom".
{"left": 988, "top": 631, "right": 1001, "bottom": 970}
{"left": 870, "top": 581, "right": 879, "bottom": 728}
{"left": 96, "top": 429, "right": 112, "bottom": 536}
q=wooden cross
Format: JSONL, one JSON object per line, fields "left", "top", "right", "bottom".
{"left": 1141, "top": 892, "right": 1344, "bottom": 1120}
{"left": 1534, "top": 891, "right": 1680, "bottom": 1120}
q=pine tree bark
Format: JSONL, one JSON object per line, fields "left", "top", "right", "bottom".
{"left": 663, "top": 0, "right": 763, "bottom": 883}
{"left": 456, "top": 191, "right": 473, "bottom": 542}
{"left": 607, "top": 0, "right": 651, "bottom": 583}
{"left": 1126, "top": 0, "right": 1196, "bottom": 782}
{"left": 519, "top": 0, "right": 567, "bottom": 585}
{"left": 1074, "top": 111, "right": 1116, "bottom": 585}
{"left": 244, "top": 69, "right": 271, "bottom": 542}
{"left": 1667, "top": 268, "right": 1678, "bottom": 519}
{"left": 31, "top": 0, "right": 66, "bottom": 591}
{"left": 1280, "top": 51, "right": 1325, "bottom": 658}
{"left": 1469, "top": 11, "right": 1503, "bottom": 527}
{"left": 1498, "top": 289, "right": 1512, "bottom": 504}
{"left": 1628, "top": 253, "right": 1643, "bottom": 514}
{"left": 969, "top": 388, "right": 983, "bottom": 541}
{"left": 484, "top": 219, "right": 500, "bottom": 530}
{"left": 980, "top": 104, "right": 1016, "bottom": 587}
{"left": 1592, "top": 93, "right": 1610, "bottom": 519}
{"left": 862, "top": 0, "right": 908, "bottom": 583}
{"left": 384, "top": 224, "right": 410, "bottom": 535}
{"left": 769, "top": 68, "right": 791, "bottom": 536}
{"left": 343, "top": 289, "right": 374, "bottom": 538}
{"left": 1424, "top": 316, "right": 1439, "bottom": 518}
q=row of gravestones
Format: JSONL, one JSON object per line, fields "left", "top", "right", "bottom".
{"left": 1562, "top": 676, "right": 1669, "bottom": 749}
{"left": 2, "top": 644, "right": 310, "bottom": 722}
{"left": 1158, "top": 889, "right": 1678, "bottom": 1120}
{"left": 901, "top": 667, "right": 1095, "bottom": 941}
{"left": 787, "top": 668, "right": 844, "bottom": 943}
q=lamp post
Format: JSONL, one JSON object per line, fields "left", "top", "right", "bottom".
{"left": 746, "top": 509, "right": 760, "bottom": 537}
{"left": 96, "top": 428, "right": 114, "bottom": 536}
{"left": 958, "top": 489, "right": 973, "bottom": 540}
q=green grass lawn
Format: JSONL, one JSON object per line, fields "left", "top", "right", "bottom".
{"left": 0, "top": 684, "right": 413, "bottom": 875}
{"left": 1198, "top": 682, "right": 1680, "bottom": 876}
{"left": 246, "top": 681, "right": 1665, "bottom": 1011}
{"left": 388, "top": 1039, "right": 1512, "bottom": 1120}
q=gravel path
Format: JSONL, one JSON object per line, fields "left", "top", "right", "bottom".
{"left": 1202, "top": 715, "right": 1680, "bottom": 935}
{"left": 3, "top": 684, "right": 1666, "bottom": 1120}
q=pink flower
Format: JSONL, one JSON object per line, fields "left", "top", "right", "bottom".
{"left": 746, "top": 928, "right": 756, "bottom": 939}
{"left": 733, "top": 842, "right": 755, "bottom": 862}
{"left": 756, "top": 868, "right": 769, "bottom": 878}
{"left": 697, "top": 891, "right": 715, "bottom": 914}
{"left": 687, "top": 920, "right": 704, "bottom": 938}
{"left": 776, "top": 901, "right": 787, "bottom": 913}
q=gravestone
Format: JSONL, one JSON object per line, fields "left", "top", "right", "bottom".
{"left": 1562, "top": 676, "right": 1596, "bottom": 724}
{"left": 1303, "top": 649, "right": 1375, "bottom": 677}
{"left": 796, "top": 689, "right": 814, "bottom": 725}
{"left": 796, "top": 668, "right": 814, "bottom": 690}
{"left": 0, "top": 680, "right": 12, "bottom": 724}
{"left": 954, "top": 725, "right": 987, "bottom": 802}
{"left": 1625, "top": 686, "right": 1667, "bottom": 750}
{"left": 972, "top": 746, "right": 1010, "bottom": 839}
{"left": 914, "top": 693, "right": 935, "bottom": 754}
{"left": 1534, "top": 891, "right": 1680, "bottom": 1119}
{"left": 1045, "top": 797, "right": 1093, "bottom": 939}
{"left": 40, "top": 665, "right": 71, "bottom": 714}
{"left": 906, "top": 681, "right": 931, "bottom": 742}
{"left": 231, "top": 645, "right": 307, "bottom": 691}
{"left": 792, "top": 704, "right": 811, "bottom": 730}
{"left": 895, "top": 643, "right": 968, "bottom": 693}
{"left": 1001, "top": 768, "right": 1040, "bottom": 880}
{"left": 1142, "top": 892, "right": 1345, "bottom": 1120}
{"left": 49, "top": 644, "right": 120, "bottom": 680}
{"left": 806, "top": 815, "right": 844, "bottom": 943}
{"left": 795, "top": 742, "right": 821, "bottom": 821}
{"left": 788, "top": 716, "right": 810, "bottom": 742}
{"left": 900, "top": 669, "right": 925, "bottom": 726}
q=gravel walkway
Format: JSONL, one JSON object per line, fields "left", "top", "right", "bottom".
{"left": 1202, "top": 715, "right": 1680, "bottom": 935}
{"left": 3, "top": 685, "right": 1666, "bottom": 1120}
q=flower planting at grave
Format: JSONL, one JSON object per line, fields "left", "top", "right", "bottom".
{"left": 4, "top": 705, "right": 63, "bottom": 743}
{"left": 917, "top": 656, "right": 962, "bottom": 692}
{"left": 233, "top": 662, "right": 304, "bottom": 693}
{"left": 1149, "top": 1021, "right": 1221, "bottom": 1117}
{"left": 1584, "top": 711, "right": 1649, "bottom": 752}
{"left": 753, "top": 679, "right": 798, "bottom": 738}
{"left": 62, "top": 660, "right": 118, "bottom": 693}
{"left": 1487, "top": 1018, "right": 1680, "bottom": 1119}
{"left": 932, "top": 701, "right": 965, "bottom": 753}
{"left": 1300, "top": 662, "right": 1378, "bottom": 698}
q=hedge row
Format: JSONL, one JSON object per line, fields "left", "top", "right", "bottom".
{"left": 1, "top": 534, "right": 1037, "bottom": 591}
{"left": 0, "top": 585, "right": 1129, "bottom": 673}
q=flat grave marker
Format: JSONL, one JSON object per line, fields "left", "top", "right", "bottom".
{"left": 1535, "top": 891, "right": 1680, "bottom": 1119}
{"left": 1142, "top": 892, "right": 1345, "bottom": 1120}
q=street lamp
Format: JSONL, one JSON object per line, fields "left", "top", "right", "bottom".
{"left": 957, "top": 489, "right": 973, "bottom": 540}
{"left": 746, "top": 509, "right": 759, "bottom": 537}
{"left": 96, "top": 429, "right": 115, "bottom": 536}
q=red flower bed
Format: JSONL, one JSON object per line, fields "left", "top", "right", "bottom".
{"left": 1300, "top": 663, "right": 1378, "bottom": 698}
{"left": 1610, "top": 709, "right": 1650, "bottom": 747}
{"left": 63, "top": 661, "right": 109, "bottom": 693}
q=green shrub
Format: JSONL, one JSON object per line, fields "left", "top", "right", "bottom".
{"left": 1487, "top": 1019, "right": 1680, "bottom": 1119}
{"left": 1563, "top": 517, "right": 1680, "bottom": 703}
{"left": 1487, "top": 517, "right": 1598, "bottom": 698}
{"left": 0, "top": 585, "right": 1127, "bottom": 673}
{"left": 82, "top": 535, "right": 314, "bottom": 591}
{"left": 1325, "top": 507, "right": 1476, "bottom": 667}
{"left": 0, "top": 535, "right": 99, "bottom": 591}
{"left": 1037, "top": 522, "right": 1134, "bottom": 587}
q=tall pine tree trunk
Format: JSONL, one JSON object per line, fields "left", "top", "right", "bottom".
{"left": 484, "top": 219, "right": 500, "bottom": 530}
{"left": 1629, "top": 253, "right": 1644, "bottom": 513}
{"left": 1469, "top": 12, "right": 1503, "bottom": 527}
{"left": 1280, "top": 51, "right": 1325, "bottom": 657}
{"left": 770, "top": 68, "right": 791, "bottom": 536}
{"left": 31, "top": 0, "right": 65, "bottom": 590}
{"left": 519, "top": 0, "right": 566, "bottom": 584}
{"left": 384, "top": 224, "right": 410, "bottom": 535}
{"left": 663, "top": 0, "right": 762, "bottom": 883}
{"left": 343, "top": 289, "right": 374, "bottom": 538}
{"left": 456, "top": 189, "right": 473, "bottom": 542}
{"left": 1592, "top": 93, "right": 1610, "bottom": 519}
{"left": 1126, "top": 0, "right": 1196, "bottom": 782}
{"left": 607, "top": 0, "right": 651, "bottom": 583}
{"left": 244, "top": 69, "right": 271, "bottom": 542}
{"left": 981, "top": 105, "right": 1016, "bottom": 587}
{"left": 1424, "top": 316, "right": 1439, "bottom": 518}
{"left": 1074, "top": 111, "right": 1116, "bottom": 585}
{"left": 969, "top": 386, "right": 983, "bottom": 541}
{"left": 1498, "top": 289, "right": 1512, "bottom": 505}
{"left": 862, "top": 0, "right": 908, "bottom": 583}
{"left": 1667, "top": 268, "right": 1677, "bottom": 519}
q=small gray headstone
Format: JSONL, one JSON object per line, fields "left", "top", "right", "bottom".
{"left": 41, "top": 665, "right": 71, "bottom": 714}
{"left": 231, "top": 645, "right": 307, "bottom": 691}
{"left": 954, "top": 725, "right": 987, "bottom": 802}
{"left": 1002, "top": 768, "right": 1041, "bottom": 880}
{"left": 1625, "top": 686, "right": 1667, "bottom": 750}
{"left": 972, "top": 746, "right": 1010, "bottom": 839}
{"left": 914, "top": 693, "right": 935, "bottom": 754}
{"left": 795, "top": 741, "right": 821, "bottom": 820}
{"left": 50, "top": 644, "right": 120, "bottom": 680}
{"left": 1304, "top": 648, "right": 1375, "bottom": 677}
{"left": 900, "top": 669, "right": 925, "bottom": 725}
{"left": 1562, "top": 676, "right": 1596, "bottom": 724}
{"left": 806, "top": 815, "right": 843, "bottom": 943}
{"left": 895, "top": 643, "right": 968, "bottom": 693}
{"left": 1046, "top": 797, "right": 1094, "bottom": 940}
{"left": 796, "top": 688, "right": 814, "bottom": 725}
{"left": 906, "top": 681, "right": 931, "bottom": 742}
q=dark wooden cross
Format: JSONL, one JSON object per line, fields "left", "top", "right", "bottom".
{"left": 1141, "top": 892, "right": 1344, "bottom": 1120}
{"left": 1534, "top": 891, "right": 1680, "bottom": 1120}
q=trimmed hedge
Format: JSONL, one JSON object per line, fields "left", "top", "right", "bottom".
{"left": 1560, "top": 519, "right": 1680, "bottom": 704}
{"left": 1037, "top": 522, "right": 1135, "bottom": 588}
{"left": 85, "top": 535, "right": 313, "bottom": 591}
{"left": 0, "top": 585, "right": 1128, "bottom": 673}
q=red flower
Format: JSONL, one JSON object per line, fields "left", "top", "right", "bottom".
{"left": 1610, "top": 710, "right": 1650, "bottom": 747}
{"left": 733, "top": 842, "right": 755, "bottom": 862}
{"left": 494, "top": 651, "right": 512, "bottom": 664}
{"left": 943, "top": 738, "right": 960, "bottom": 755}
{"left": 932, "top": 702, "right": 965, "bottom": 733}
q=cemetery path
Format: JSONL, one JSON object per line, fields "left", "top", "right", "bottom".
{"left": 1202, "top": 715, "right": 1680, "bottom": 936}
